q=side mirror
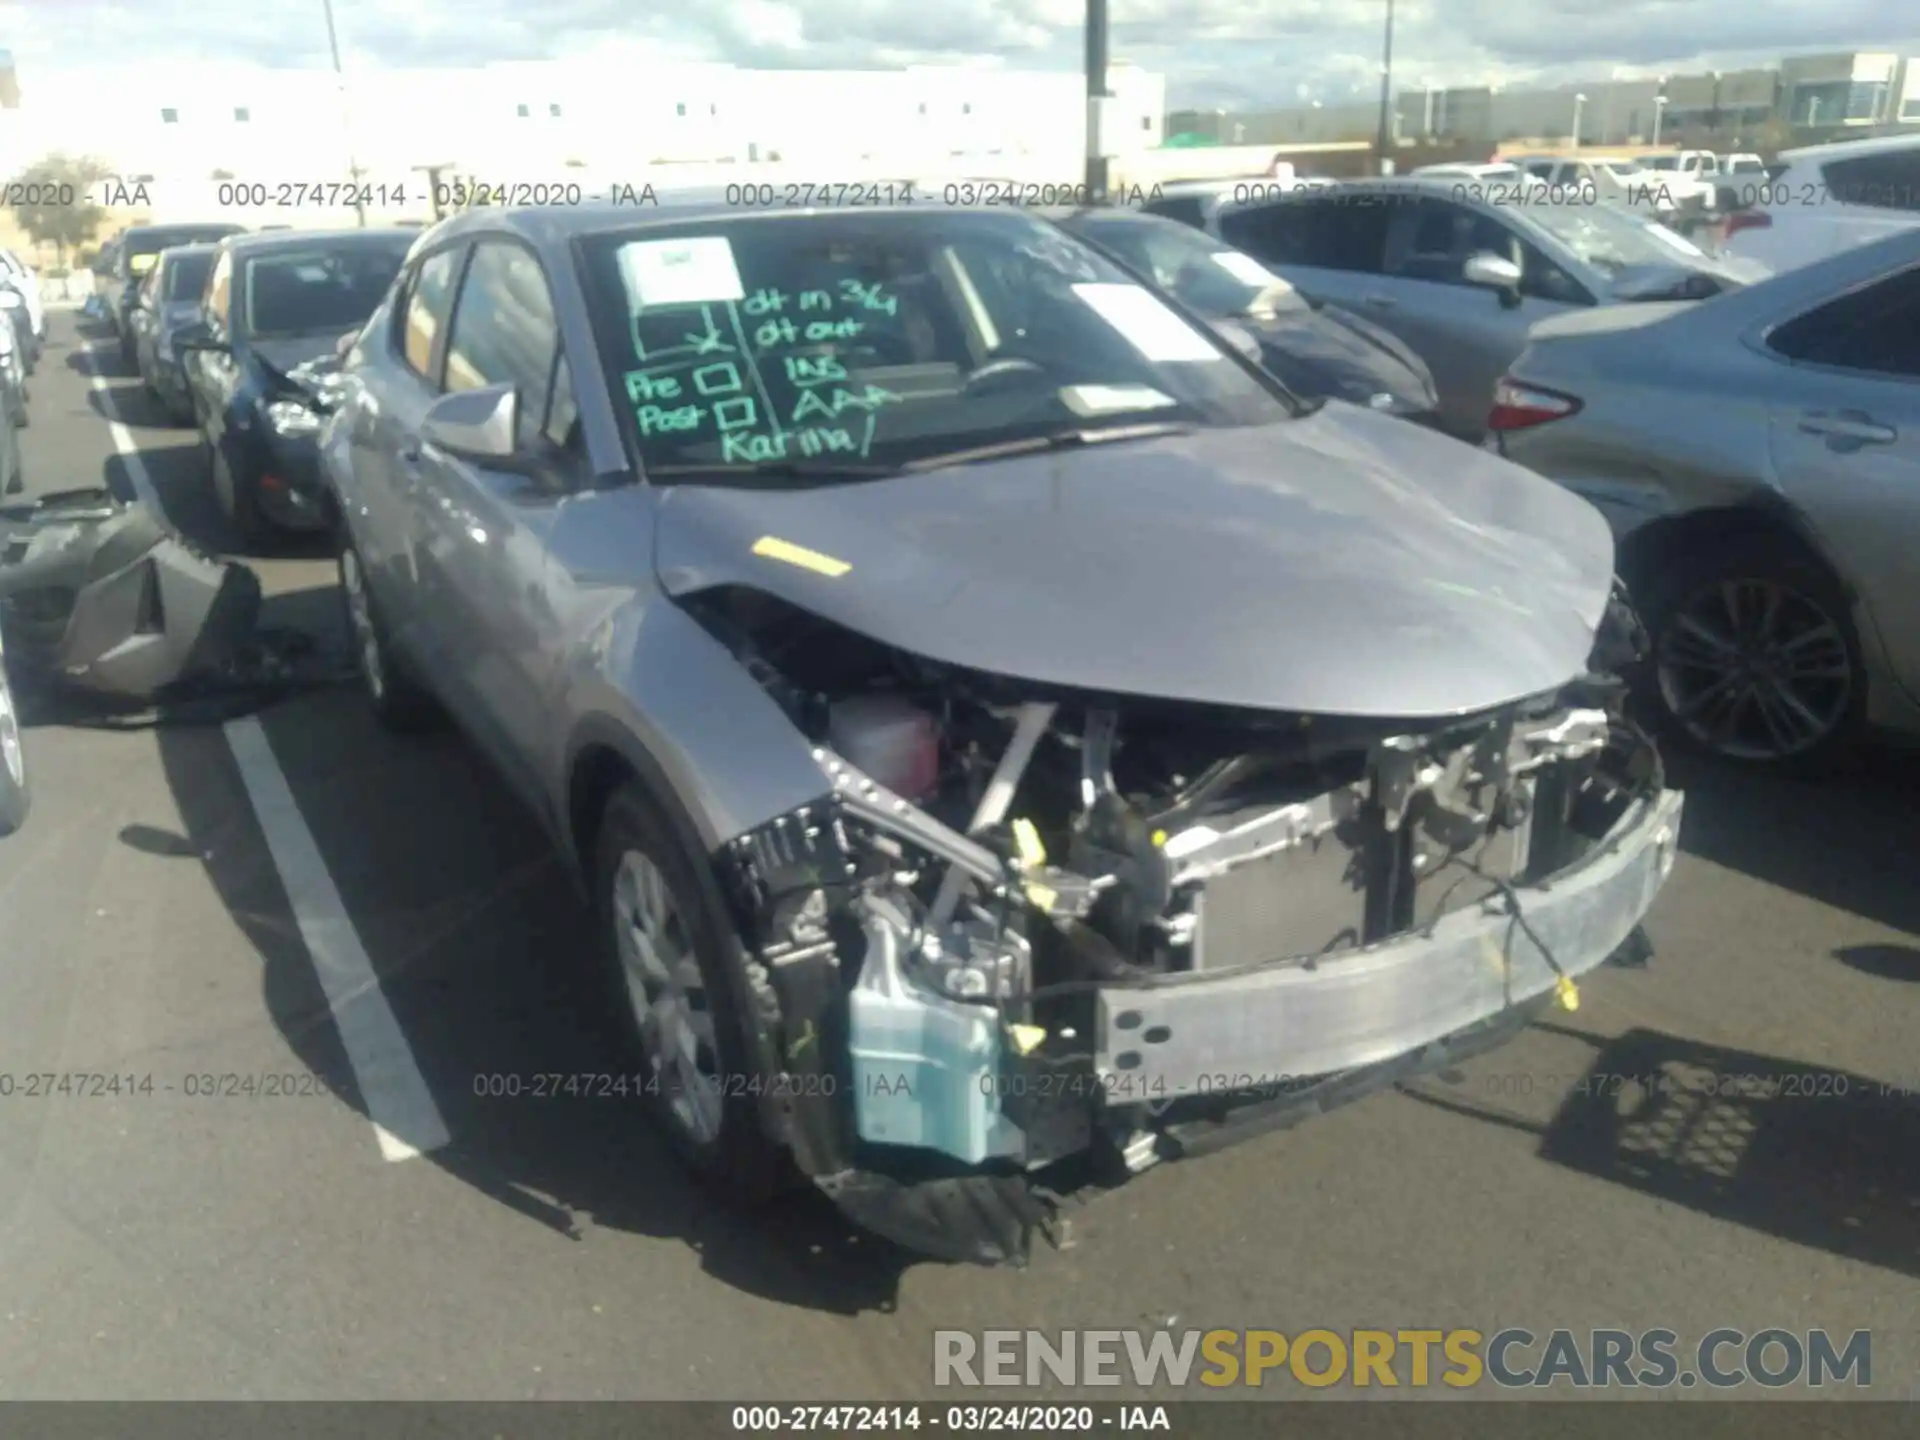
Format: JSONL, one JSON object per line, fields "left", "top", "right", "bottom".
{"left": 1463, "top": 252, "right": 1523, "bottom": 307}
{"left": 1208, "top": 318, "right": 1265, "bottom": 365}
{"left": 421, "top": 383, "right": 519, "bottom": 464}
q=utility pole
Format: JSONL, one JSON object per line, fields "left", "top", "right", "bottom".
{"left": 321, "top": 0, "right": 368, "bottom": 227}
{"left": 1084, "top": 0, "right": 1110, "bottom": 201}
{"left": 1375, "top": 0, "right": 1395, "bottom": 174}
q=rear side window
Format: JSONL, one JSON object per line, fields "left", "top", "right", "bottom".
{"left": 399, "top": 247, "right": 463, "bottom": 381}
{"left": 1767, "top": 264, "right": 1920, "bottom": 379}
{"left": 1219, "top": 199, "right": 1388, "bottom": 274}
{"left": 1142, "top": 194, "right": 1209, "bottom": 229}
{"left": 1820, "top": 151, "right": 1920, "bottom": 213}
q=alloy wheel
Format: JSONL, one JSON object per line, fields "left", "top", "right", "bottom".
{"left": 1655, "top": 576, "right": 1853, "bottom": 762}
{"left": 610, "top": 849, "right": 725, "bottom": 1146}
{"left": 338, "top": 548, "right": 388, "bottom": 702}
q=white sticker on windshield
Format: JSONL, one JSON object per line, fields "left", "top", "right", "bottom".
{"left": 619, "top": 237, "right": 746, "bottom": 307}
{"left": 1210, "top": 251, "right": 1276, "bottom": 286}
{"left": 1059, "top": 384, "right": 1179, "bottom": 417}
{"left": 1071, "top": 283, "right": 1223, "bottom": 363}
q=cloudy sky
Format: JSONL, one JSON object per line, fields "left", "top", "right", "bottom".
{"left": 0, "top": 0, "right": 1914, "bottom": 108}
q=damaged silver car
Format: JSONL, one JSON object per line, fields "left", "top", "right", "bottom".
{"left": 321, "top": 202, "right": 1685, "bottom": 1264}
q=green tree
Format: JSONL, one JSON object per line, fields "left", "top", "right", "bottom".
{"left": 8, "top": 152, "right": 112, "bottom": 267}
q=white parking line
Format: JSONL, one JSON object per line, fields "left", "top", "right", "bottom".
{"left": 224, "top": 717, "right": 451, "bottom": 1162}
{"left": 81, "top": 339, "right": 169, "bottom": 523}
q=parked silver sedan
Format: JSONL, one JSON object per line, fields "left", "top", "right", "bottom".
{"left": 1492, "top": 227, "right": 1920, "bottom": 771}
{"left": 1185, "top": 177, "right": 1765, "bottom": 438}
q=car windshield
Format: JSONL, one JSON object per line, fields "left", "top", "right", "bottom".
{"left": 164, "top": 252, "right": 214, "bottom": 302}
{"left": 1065, "top": 213, "right": 1309, "bottom": 320}
{"left": 1643, "top": 156, "right": 1679, "bottom": 170}
{"left": 579, "top": 209, "right": 1295, "bottom": 479}
{"left": 243, "top": 241, "right": 411, "bottom": 339}
{"left": 1524, "top": 201, "right": 1699, "bottom": 274}
{"left": 1728, "top": 157, "right": 1765, "bottom": 173}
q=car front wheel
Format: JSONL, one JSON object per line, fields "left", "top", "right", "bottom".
{"left": 337, "top": 539, "right": 441, "bottom": 732}
{"left": 1642, "top": 533, "right": 1865, "bottom": 773}
{"left": 593, "top": 781, "right": 784, "bottom": 1200}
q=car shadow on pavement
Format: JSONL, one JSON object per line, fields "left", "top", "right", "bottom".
{"left": 153, "top": 582, "right": 919, "bottom": 1314}
{"left": 1403, "top": 1023, "right": 1920, "bottom": 1280}
{"left": 1668, "top": 748, "right": 1920, "bottom": 939}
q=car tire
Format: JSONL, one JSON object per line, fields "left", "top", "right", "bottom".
{"left": 337, "top": 539, "right": 441, "bottom": 733}
{"left": 0, "top": 659, "right": 30, "bottom": 837}
{"left": 592, "top": 781, "right": 786, "bottom": 1202}
{"left": 1638, "top": 532, "right": 1866, "bottom": 775}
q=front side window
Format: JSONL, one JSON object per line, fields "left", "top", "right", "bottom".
{"left": 401, "top": 247, "right": 463, "bottom": 380}
{"left": 205, "top": 251, "right": 233, "bottom": 329}
{"left": 442, "top": 240, "right": 562, "bottom": 449}
{"left": 578, "top": 209, "right": 1294, "bottom": 479}
{"left": 243, "top": 241, "right": 412, "bottom": 339}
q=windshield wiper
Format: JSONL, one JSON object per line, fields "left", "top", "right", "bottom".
{"left": 901, "top": 421, "right": 1195, "bottom": 473}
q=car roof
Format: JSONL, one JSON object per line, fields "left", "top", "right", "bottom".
{"left": 422, "top": 200, "right": 1038, "bottom": 250}
{"left": 122, "top": 223, "right": 244, "bottom": 241}
{"left": 1779, "top": 132, "right": 1920, "bottom": 164}
{"left": 221, "top": 226, "right": 418, "bottom": 255}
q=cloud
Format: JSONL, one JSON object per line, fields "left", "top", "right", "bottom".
{"left": 0, "top": 0, "right": 1912, "bottom": 107}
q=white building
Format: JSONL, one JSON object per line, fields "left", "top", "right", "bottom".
{"left": 1, "top": 58, "right": 1167, "bottom": 221}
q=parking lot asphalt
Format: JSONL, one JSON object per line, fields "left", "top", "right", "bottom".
{"left": 1, "top": 312, "right": 1916, "bottom": 1401}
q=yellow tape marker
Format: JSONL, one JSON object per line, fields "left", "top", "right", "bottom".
{"left": 1025, "top": 882, "right": 1058, "bottom": 914}
{"left": 1011, "top": 817, "right": 1048, "bottom": 869}
{"left": 1007, "top": 1024, "right": 1047, "bottom": 1056}
{"left": 751, "top": 535, "right": 851, "bottom": 577}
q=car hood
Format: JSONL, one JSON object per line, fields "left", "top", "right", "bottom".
{"left": 252, "top": 334, "right": 352, "bottom": 373}
{"left": 653, "top": 405, "right": 1615, "bottom": 719}
{"left": 252, "top": 336, "right": 352, "bottom": 409}
{"left": 1248, "top": 303, "right": 1436, "bottom": 412}
{"left": 1606, "top": 257, "right": 1755, "bottom": 301}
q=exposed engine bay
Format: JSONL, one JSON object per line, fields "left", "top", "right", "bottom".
{"left": 686, "top": 581, "right": 1678, "bottom": 1262}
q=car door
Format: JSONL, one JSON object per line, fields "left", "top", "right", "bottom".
{"left": 1761, "top": 261, "right": 1920, "bottom": 705}
{"left": 412, "top": 236, "right": 586, "bottom": 810}
{"left": 1369, "top": 199, "right": 1584, "bottom": 436}
{"left": 1216, "top": 193, "right": 1393, "bottom": 315}
{"left": 353, "top": 241, "right": 470, "bottom": 684}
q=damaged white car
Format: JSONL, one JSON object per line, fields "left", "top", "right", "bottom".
{"left": 321, "top": 201, "right": 1685, "bottom": 1264}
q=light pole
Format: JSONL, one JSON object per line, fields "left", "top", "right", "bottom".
{"left": 1084, "top": 0, "right": 1110, "bottom": 201}
{"left": 1422, "top": 77, "right": 1435, "bottom": 139}
{"left": 1652, "top": 93, "right": 1668, "bottom": 145}
{"left": 1571, "top": 92, "right": 1587, "bottom": 149}
{"left": 320, "top": 0, "right": 368, "bottom": 227}
{"left": 1375, "top": 0, "right": 1396, "bottom": 173}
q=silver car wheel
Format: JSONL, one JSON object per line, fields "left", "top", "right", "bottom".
{"left": 338, "top": 547, "right": 388, "bottom": 702}
{"left": 611, "top": 849, "right": 724, "bottom": 1146}
{"left": 0, "top": 670, "right": 23, "bottom": 790}
{"left": 1656, "top": 577, "right": 1852, "bottom": 761}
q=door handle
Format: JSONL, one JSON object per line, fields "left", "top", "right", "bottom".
{"left": 1798, "top": 410, "right": 1896, "bottom": 448}
{"left": 1362, "top": 294, "right": 1396, "bottom": 310}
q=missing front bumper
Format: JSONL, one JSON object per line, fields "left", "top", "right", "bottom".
{"left": 1092, "top": 787, "right": 1684, "bottom": 1096}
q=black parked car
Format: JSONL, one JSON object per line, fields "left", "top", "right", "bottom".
{"left": 1055, "top": 207, "right": 1440, "bottom": 423}
{"left": 108, "top": 223, "right": 246, "bottom": 360}
{"left": 177, "top": 228, "right": 416, "bottom": 546}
